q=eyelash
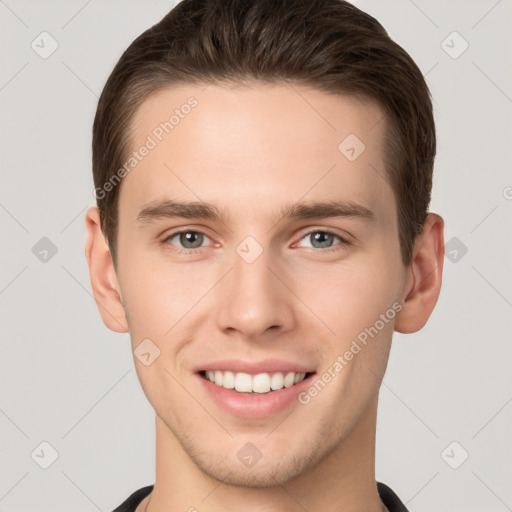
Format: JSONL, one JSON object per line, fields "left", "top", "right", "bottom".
{"left": 160, "top": 228, "right": 351, "bottom": 254}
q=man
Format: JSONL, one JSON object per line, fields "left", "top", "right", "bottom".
{"left": 85, "top": 0, "right": 444, "bottom": 510}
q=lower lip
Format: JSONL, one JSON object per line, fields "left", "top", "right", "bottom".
{"left": 196, "top": 373, "right": 315, "bottom": 418}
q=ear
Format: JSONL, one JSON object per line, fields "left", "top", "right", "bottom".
{"left": 394, "top": 212, "right": 445, "bottom": 334}
{"left": 84, "top": 206, "right": 129, "bottom": 333}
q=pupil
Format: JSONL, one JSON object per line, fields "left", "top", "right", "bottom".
{"left": 181, "top": 231, "right": 202, "bottom": 248}
{"left": 313, "top": 232, "right": 332, "bottom": 248}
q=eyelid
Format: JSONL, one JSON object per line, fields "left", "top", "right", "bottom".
{"left": 293, "top": 228, "right": 352, "bottom": 249}
{"left": 160, "top": 226, "right": 353, "bottom": 252}
{"left": 160, "top": 227, "right": 217, "bottom": 251}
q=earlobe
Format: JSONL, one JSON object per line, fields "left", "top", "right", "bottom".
{"left": 394, "top": 213, "right": 445, "bottom": 334}
{"left": 84, "top": 206, "right": 129, "bottom": 333}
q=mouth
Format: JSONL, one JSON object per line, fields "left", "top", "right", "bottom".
{"left": 198, "top": 370, "right": 316, "bottom": 394}
{"left": 194, "top": 359, "right": 318, "bottom": 417}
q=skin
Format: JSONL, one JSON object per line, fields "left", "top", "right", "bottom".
{"left": 85, "top": 82, "right": 444, "bottom": 512}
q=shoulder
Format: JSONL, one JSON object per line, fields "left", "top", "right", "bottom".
{"left": 377, "top": 481, "right": 409, "bottom": 512}
{"left": 111, "top": 485, "right": 154, "bottom": 512}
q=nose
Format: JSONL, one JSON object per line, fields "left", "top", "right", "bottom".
{"left": 215, "top": 243, "right": 296, "bottom": 340}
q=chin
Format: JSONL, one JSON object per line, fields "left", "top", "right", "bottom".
{"left": 196, "top": 453, "right": 315, "bottom": 488}
{"left": 179, "top": 428, "right": 333, "bottom": 489}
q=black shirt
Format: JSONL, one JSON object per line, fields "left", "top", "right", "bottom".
{"left": 112, "top": 482, "right": 409, "bottom": 511}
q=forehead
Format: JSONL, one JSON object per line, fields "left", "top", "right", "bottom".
{"left": 120, "top": 82, "right": 393, "bottom": 227}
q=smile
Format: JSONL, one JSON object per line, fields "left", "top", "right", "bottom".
{"left": 200, "top": 370, "right": 312, "bottom": 393}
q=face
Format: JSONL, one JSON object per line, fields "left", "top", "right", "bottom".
{"left": 112, "top": 82, "right": 409, "bottom": 486}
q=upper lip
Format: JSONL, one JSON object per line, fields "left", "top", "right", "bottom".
{"left": 194, "top": 359, "right": 315, "bottom": 375}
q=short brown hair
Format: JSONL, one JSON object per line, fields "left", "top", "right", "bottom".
{"left": 92, "top": 0, "right": 435, "bottom": 267}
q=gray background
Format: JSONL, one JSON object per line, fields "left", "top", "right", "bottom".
{"left": 1, "top": 0, "right": 511, "bottom": 510}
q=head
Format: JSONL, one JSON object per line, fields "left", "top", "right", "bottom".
{"left": 86, "top": 0, "right": 444, "bottom": 488}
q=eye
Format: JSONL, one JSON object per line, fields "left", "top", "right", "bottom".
{"left": 162, "top": 229, "right": 212, "bottom": 251}
{"left": 295, "top": 230, "right": 349, "bottom": 250}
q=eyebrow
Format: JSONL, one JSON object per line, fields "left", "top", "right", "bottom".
{"left": 136, "top": 198, "right": 375, "bottom": 224}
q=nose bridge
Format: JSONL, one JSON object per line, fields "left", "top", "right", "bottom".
{"left": 216, "top": 236, "right": 295, "bottom": 338}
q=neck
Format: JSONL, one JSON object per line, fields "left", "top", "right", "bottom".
{"left": 146, "top": 394, "right": 384, "bottom": 512}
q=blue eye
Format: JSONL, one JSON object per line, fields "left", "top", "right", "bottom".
{"left": 297, "top": 231, "right": 348, "bottom": 250}
{"left": 161, "top": 228, "right": 350, "bottom": 254}
{"left": 163, "top": 230, "right": 210, "bottom": 250}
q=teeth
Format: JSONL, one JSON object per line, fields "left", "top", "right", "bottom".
{"left": 222, "top": 370, "right": 235, "bottom": 389}
{"left": 234, "top": 372, "right": 252, "bottom": 392}
{"left": 270, "top": 372, "right": 284, "bottom": 390}
{"left": 284, "top": 372, "right": 295, "bottom": 388}
{"left": 252, "top": 373, "right": 271, "bottom": 393}
{"left": 204, "top": 370, "right": 307, "bottom": 393}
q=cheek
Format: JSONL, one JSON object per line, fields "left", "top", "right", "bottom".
{"left": 292, "top": 255, "right": 399, "bottom": 340}
{"left": 118, "top": 254, "right": 188, "bottom": 338}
